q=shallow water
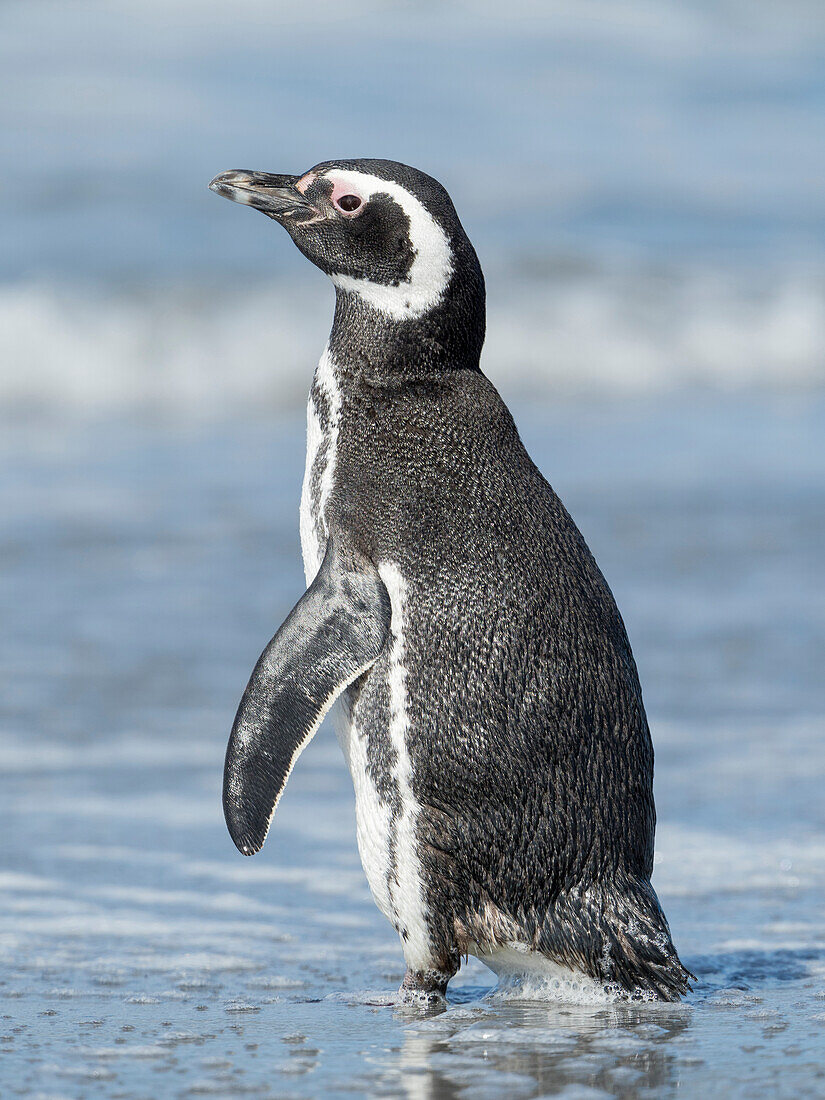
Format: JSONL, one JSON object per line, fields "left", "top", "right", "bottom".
{"left": 1, "top": 394, "right": 823, "bottom": 1097}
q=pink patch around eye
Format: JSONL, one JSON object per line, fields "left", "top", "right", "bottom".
{"left": 328, "top": 177, "right": 363, "bottom": 212}
{"left": 295, "top": 172, "right": 316, "bottom": 194}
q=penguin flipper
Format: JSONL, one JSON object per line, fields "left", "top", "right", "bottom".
{"left": 223, "top": 532, "right": 390, "bottom": 856}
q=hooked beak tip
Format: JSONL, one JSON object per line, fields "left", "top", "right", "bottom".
{"left": 208, "top": 171, "right": 256, "bottom": 204}
{"left": 208, "top": 170, "right": 314, "bottom": 220}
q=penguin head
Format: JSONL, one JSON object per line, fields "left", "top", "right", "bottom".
{"left": 209, "top": 159, "right": 483, "bottom": 328}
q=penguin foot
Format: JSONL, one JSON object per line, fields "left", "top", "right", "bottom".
{"left": 397, "top": 967, "right": 451, "bottom": 1006}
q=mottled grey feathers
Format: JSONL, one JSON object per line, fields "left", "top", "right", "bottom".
{"left": 212, "top": 157, "right": 693, "bottom": 1001}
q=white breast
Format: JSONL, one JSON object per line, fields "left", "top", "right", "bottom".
{"left": 298, "top": 350, "right": 394, "bottom": 914}
{"left": 337, "top": 702, "right": 394, "bottom": 921}
{"left": 377, "top": 561, "right": 432, "bottom": 971}
{"left": 298, "top": 354, "right": 432, "bottom": 971}
{"left": 299, "top": 346, "right": 341, "bottom": 583}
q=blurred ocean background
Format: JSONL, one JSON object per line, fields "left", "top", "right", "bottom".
{"left": 4, "top": 0, "right": 825, "bottom": 412}
{"left": 1, "top": 1, "right": 825, "bottom": 1097}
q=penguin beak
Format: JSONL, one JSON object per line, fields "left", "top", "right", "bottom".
{"left": 208, "top": 170, "right": 315, "bottom": 221}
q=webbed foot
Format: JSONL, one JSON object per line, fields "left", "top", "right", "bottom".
{"left": 398, "top": 967, "right": 451, "bottom": 1006}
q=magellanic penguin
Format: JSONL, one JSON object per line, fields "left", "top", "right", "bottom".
{"left": 209, "top": 160, "right": 693, "bottom": 1003}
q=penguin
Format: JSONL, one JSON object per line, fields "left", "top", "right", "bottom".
{"left": 209, "top": 160, "right": 693, "bottom": 1003}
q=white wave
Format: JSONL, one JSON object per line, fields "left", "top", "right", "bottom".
{"left": 1, "top": 266, "right": 823, "bottom": 417}
{"left": 487, "top": 263, "right": 825, "bottom": 397}
{"left": 0, "top": 281, "right": 329, "bottom": 418}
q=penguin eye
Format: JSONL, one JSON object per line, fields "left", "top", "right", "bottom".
{"left": 336, "top": 194, "right": 362, "bottom": 213}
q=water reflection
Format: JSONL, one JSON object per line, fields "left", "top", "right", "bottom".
{"left": 388, "top": 998, "right": 693, "bottom": 1100}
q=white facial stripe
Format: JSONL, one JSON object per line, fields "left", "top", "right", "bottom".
{"left": 322, "top": 170, "right": 454, "bottom": 321}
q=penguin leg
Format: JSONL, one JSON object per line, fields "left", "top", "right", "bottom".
{"left": 398, "top": 950, "right": 459, "bottom": 1006}
{"left": 398, "top": 968, "right": 453, "bottom": 1005}
{"left": 223, "top": 530, "right": 391, "bottom": 856}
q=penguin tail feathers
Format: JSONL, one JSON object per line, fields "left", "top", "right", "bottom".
{"left": 598, "top": 877, "right": 694, "bottom": 1001}
{"left": 540, "top": 876, "right": 694, "bottom": 1002}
